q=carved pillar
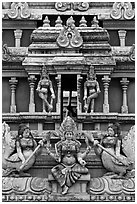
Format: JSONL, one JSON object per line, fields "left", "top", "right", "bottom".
{"left": 77, "top": 75, "right": 83, "bottom": 114}
{"left": 120, "top": 78, "right": 129, "bottom": 113}
{"left": 102, "top": 75, "right": 111, "bottom": 114}
{"left": 14, "top": 29, "right": 22, "bottom": 47}
{"left": 55, "top": 74, "right": 61, "bottom": 114}
{"left": 28, "top": 75, "right": 37, "bottom": 113}
{"left": 118, "top": 30, "right": 127, "bottom": 47}
{"left": 9, "top": 77, "right": 18, "bottom": 113}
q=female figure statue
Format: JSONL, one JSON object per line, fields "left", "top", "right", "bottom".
{"left": 45, "top": 116, "right": 90, "bottom": 195}
{"left": 93, "top": 123, "right": 133, "bottom": 177}
{"left": 36, "top": 65, "right": 55, "bottom": 112}
{"left": 2, "top": 123, "right": 38, "bottom": 177}
{"left": 83, "top": 69, "right": 100, "bottom": 113}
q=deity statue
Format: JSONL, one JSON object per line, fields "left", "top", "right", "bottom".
{"left": 92, "top": 123, "right": 135, "bottom": 178}
{"left": 44, "top": 116, "right": 91, "bottom": 195}
{"left": 36, "top": 65, "right": 55, "bottom": 113}
{"left": 2, "top": 122, "right": 40, "bottom": 177}
{"left": 83, "top": 68, "right": 101, "bottom": 113}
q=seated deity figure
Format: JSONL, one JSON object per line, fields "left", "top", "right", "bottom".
{"left": 83, "top": 69, "right": 101, "bottom": 113}
{"left": 2, "top": 123, "right": 38, "bottom": 177}
{"left": 44, "top": 116, "right": 91, "bottom": 195}
{"left": 36, "top": 65, "right": 55, "bottom": 113}
{"left": 93, "top": 123, "right": 134, "bottom": 178}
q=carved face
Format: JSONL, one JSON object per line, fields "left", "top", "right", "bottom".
{"left": 107, "top": 127, "right": 115, "bottom": 137}
{"left": 23, "top": 128, "right": 30, "bottom": 138}
{"left": 64, "top": 131, "right": 73, "bottom": 140}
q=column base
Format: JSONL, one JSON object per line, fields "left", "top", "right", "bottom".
{"left": 121, "top": 105, "right": 128, "bottom": 114}
{"left": 103, "top": 104, "right": 109, "bottom": 114}
{"left": 29, "top": 103, "right": 35, "bottom": 113}
{"left": 10, "top": 105, "right": 16, "bottom": 113}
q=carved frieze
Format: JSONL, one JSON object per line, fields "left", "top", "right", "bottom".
{"left": 55, "top": 2, "right": 89, "bottom": 11}
{"left": 56, "top": 16, "right": 83, "bottom": 48}
{"left": 7, "top": 2, "right": 31, "bottom": 19}
{"left": 111, "top": 2, "right": 135, "bottom": 20}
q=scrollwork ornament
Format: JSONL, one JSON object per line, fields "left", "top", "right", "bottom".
{"left": 129, "top": 44, "right": 135, "bottom": 62}
{"left": 55, "top": 2, "right": 71, "bottom": 11}
{"left": 55, "top": 2, "right": 89, "bottom": 11}
{"left": 73, "top": 2, "right": 89, "bottom": 11}
{"left": 56, "top": 16, "right": 83, "bottom": 48}
{"left": 111, "top": 2, "right": 135, "bottom": 20}
{"left": 2, "top": 44, "right": 11, "bottom": 61}
{"left": 7, "top": 2, "right": 31, "bottom": 19}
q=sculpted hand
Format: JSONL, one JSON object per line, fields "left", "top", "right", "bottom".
{"left": 79, "top": 159, "right": 86, "bottom": 166}
{"left": 22, "top": 158, "right": 26, "bottom": 164}
{"left": 83, "top": 96, "right": 87, "bottom": 100}
{"left": 94, "top": 140, "right": 100, "bottom": 146}
{"left": 51, "top": 94, "right": 55, "bottom": 99}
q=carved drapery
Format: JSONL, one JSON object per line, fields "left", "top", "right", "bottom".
{"left": 55, "top": 2, "right": 89, "bottom": 11}
{"left": 55, "top": 75, "right": 61, "bottom": 114}
{"left": 120, "top": 78, "right": 129, "bottom": 114}
{"left": 111, "top": 2, "right": 135, "bottom": 20}
{"left": 28, "top": 75, "right": 37, "bottom": 113}
{"left": 7, "top": 2, "right": 31, "bottom": 19}
{"left": 9, "top": 77, "right": 18, "bottom": 113}
{"left": 102, "top": 75, "right": 111, "bottom": 114}
{"left": 56, "top": 16, "right": 83, "bottom": 48}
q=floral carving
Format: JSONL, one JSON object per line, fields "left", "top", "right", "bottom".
{"left": 7, "top": 2, "right": 30, "bottom": 19}
{"left": 56, "top": 16, "right": 83, "bottom": 48}
{"left": 55, "top": 2, "right": 89, "bottom": 11}
{"left": 111, "top": 2, "right": 135, "bottom": 20}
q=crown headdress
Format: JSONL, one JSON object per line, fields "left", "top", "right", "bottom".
{"left": 41, "top": 64, "right": 49, "bottom": 80}
{"left": 60, "top": 116, "right": 77, "bottom": 134}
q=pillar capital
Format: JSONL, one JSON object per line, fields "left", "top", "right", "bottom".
{"left": 120, "top": 77, "right": 129, "bottom": 88}
{"left": 118, "top": 30, "right": 127, "bottom": 47}
{"left": 14, "top": 29, "right": 22, "bottom": 39}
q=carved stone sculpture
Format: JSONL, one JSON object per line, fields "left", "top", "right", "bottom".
{"left": 93, "top": 123, "right": 135, "bottom": 178}
{"left": 44, "top": 116, "right": 91, "bottom": 195}
{"left": 36, "top": 65, "right": 55, "bottom": 113}
{"left": 2, "top": 122, "right": 38, "bottom": 177}
{"left": 83, "top": 68, "right": 101, "bottom": 113}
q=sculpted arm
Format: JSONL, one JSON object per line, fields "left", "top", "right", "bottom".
{"left": 16, "top": 141, "right": 25, "bottom": 163}
{"left": 96, "top": 81, "right": 101, "bottom": 93}
{"left": 49, "top": 80, "right": 55, "bottom": 99}
{"left": 36, "top": 81, "right": 41, "bottom": 92}
{"left": 83, "top": 81, "right": 87, "bottom": 100}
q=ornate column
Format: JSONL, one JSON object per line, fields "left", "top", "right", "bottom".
{"left": 102, "top": 75, "right": 111, "bottom": 114}
{"left": 28, "top": 75, "right": 37, "bottom": 113}
{"left": 77, "top": 75, "right": 83, "bottom": 114}
{"left": 55, "top": 74, "right": 61, "bottom": 114}
{"left": 118, "top": 30, "right": 126, "bottom": 47}
{"left": 9, "top": 77, "right": 18, "bottom": 113}
{"left": 120, "top": 78, "right": 129, "bottom": 113}
{"left": 14, "top": 29, "right": 22, "bottom": 47}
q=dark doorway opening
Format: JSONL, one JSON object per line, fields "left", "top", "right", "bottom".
{"left": 61, "top": 74, "right": 77, "bottom": 120}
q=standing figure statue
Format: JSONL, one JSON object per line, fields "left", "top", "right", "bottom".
{"left": 36, "top": 65, "right": 55, "bottom": 113}
{"left": 2, "top": 123, "right": 39, "bottom": 177}
{"left": 83, "top": 68, "right": 101, "bottom": 113}
{"left": 44, "top": 116, "right": 91, "bottom": 195}
{"left": 93, "top": 123, "right": 134, "bottom": 178}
